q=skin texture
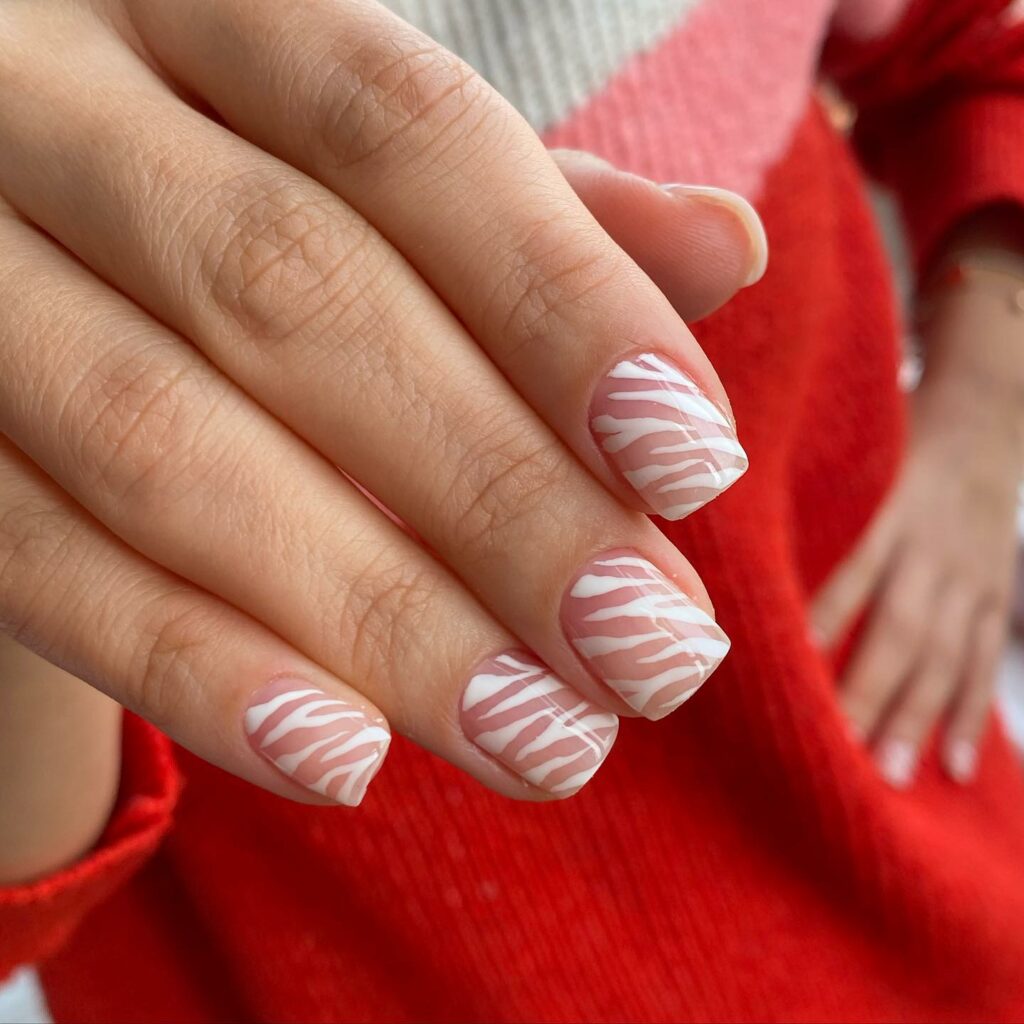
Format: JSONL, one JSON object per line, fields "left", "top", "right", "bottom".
{"left": 0, "top": 0, "right": 763, "bottom": 882}
{"left": 0, "top": 636, "right": 121, "bottom": 885}
{"left": 1, "top": 0, "right": 1017, "bottom": 883}
{"left": 811, "top": 208, "right": 1024, "bottom": 788}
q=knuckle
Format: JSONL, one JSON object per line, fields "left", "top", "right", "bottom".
{"left": 67, "top": 340, "right": 212, "bottom": 511}
{"left": 443, "top": 422, "right": 572, "bottom": 558}
{"left": 310, "top": 29, "right": 496, "bottom": 171}
{"left": 334, "top": 554, "right": 438, "bottom": 683}
{"left": 200, "top": 174, "right": 391, "bottom": 351}
{"left": 128, "top": 597, "right": 213, "bottom": 725}
{"left": 488, "top": 217, "right": 621, "bottom": 360}
{"left": 0, "top": 493, "right": 87, "bottom": 643}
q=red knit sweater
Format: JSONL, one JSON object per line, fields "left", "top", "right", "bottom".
{"left": 4, "top": 1, "right": 1024, "bottom": 1020}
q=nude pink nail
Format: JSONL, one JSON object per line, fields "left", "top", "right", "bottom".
{"left": 244, "top": 679, "right": 390, "bottom": 806}
{"left": 562, "top": 551, "right": 730, "bottom": 720}
{"left": 461, "top": 651, "right": 618, "bottom": 796}
{"left": 591, "top": 352, "right": 748, "bottom": 520}
{"left": 946, "top": 739, "right": 978, "bottom": 784}
{"left": 877, "top": 739, "right": 916, "bottom": 789}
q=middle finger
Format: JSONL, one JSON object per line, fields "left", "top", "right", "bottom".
{"left": 0, "top": 13, "right": 731, "bottom": 719}
{"left": 0, "top": 204, "right": 615, "bottom": 799}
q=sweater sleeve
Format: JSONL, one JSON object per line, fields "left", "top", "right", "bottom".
{"left": 824, "top": 0, "right": 1024, "bottom": 270}
{"left": 0, "top": 713, "right": 180, "bottom": 980}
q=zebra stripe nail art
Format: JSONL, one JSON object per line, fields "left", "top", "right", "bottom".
{"left": 563, "top": 552, "right": 730, "bottom": 720}
{"left": 245, "top": 681, "right": 390, "bottom": 806}
{"left": 461, "top": 652, "right": 618, "bottom": 795}
{"left": 591, "top": 352, "right": 748, "bottom": 520}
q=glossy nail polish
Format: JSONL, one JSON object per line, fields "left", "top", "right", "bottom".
{"left": 877, "top": 739, "right": 916, "bottom": 789}
{"left": 591, "top": 352, "right": 748, "bottom": 520}
{"left": 562, "top": 550, "right": 730, "bottom": 720}
{"left": 461, "top": 651, "right": 618, "bottom": 796}
{"left": 245, "top": 679, "right": 390, "bottom": 806}
{"left": 946, "top": 739, "right": 977, "bottom": 784}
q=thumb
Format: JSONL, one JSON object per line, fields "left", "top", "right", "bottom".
{"left": 551, "top": 148, "right": 767, "bottom": 322}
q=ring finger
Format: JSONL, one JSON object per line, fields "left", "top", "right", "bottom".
{"left": 0, "top": 9, "right": 733, "bottom": 720}
{"left": 0, "top": 206, "right": 618, "bottom": 800}
{"left": 127, "top": 0, "right": 752, "bottom": 517}
{"left": 0, "top": 437, "right": 391, "bottom": 808}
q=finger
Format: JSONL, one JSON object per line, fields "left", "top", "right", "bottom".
{"left": 872, "top": 584, "right": 973, "bottom": 788}
{"left": 0, "top": 634, "right": 121, "bottom": 881}
{"left": 810, "top": 502, "right": 899, "bottom": 648}
{"left": 0, "top": 438, "right": 391, "bottom": 808}
{"left": 0, "top": 17, "right": 731, "bottom": 721}
{"left": 550, "top": 149, "right": 767, "bottom": 322}
{"left": 125, "top": 0, "right": 751, "bottom": 520}
{"left": 944, "top": 606, "right": 1007, "bottom": 784}
{"left": 0, "top": 205, "right": 618, "bottom": 800}
{"left": 840, "top": 547, "right": 937, "bottom": 748}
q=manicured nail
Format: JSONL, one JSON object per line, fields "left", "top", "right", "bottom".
{"left": 245, "top": 680, "right": 390, "bottom": 806}
{"left": 461, "top": 651, "right": 618, "bottom": 796}
{"left": 562, "top": 551, "right": 730, "bottom": 720}
{"left": 591, "top": 352, "right": 748, "bottom": 520}
{"left": 945, "top": 739, "right": 977, "bottom": 784}
{"left": 661, "top": 184, "right": 769, "bottom": 285}
{"left": 877, "top": 739, "right": 916, "bottom": 789}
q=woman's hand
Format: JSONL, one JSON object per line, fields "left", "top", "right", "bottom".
{"left": 811, "top": 237, "right": 1024, "bottom": 788}
{"left": 0, "top": 0, "right": 765, "bottom": 811}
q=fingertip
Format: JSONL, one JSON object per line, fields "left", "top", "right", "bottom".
{"left": 660, "top": 184, "right": 768, "bottom": 287}
{"left": 876, "top": 737, "right": 917, "bottom": 789}
{"left": 944, "top": 738, "right": 978, "bottom": 784}
{"left": 556, "top": 155, "right": 762, "bottom": 321}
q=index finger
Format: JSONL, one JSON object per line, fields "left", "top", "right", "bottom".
{"left": 127, "top": 0, "right": 750, "bottom": 521}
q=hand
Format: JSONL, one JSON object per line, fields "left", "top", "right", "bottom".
{"left": 0, "top": 0, "right": 765, "bottom": 811}
{"left": 811, "top": 258, "right": 1024, "bottom": 787}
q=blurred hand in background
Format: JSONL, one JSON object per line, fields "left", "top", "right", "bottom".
{"left": 812, "top": 213, "right": 1024, "bottom": 788}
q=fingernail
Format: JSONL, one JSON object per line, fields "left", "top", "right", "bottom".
{"left": 945, "top": 739, "right": 977, "bottom": 784}
{"left": 661, "top": 184, "right": 769, "bottom": 285}
{"left": 244, "top": 680, "right": 390, "bottom": 806}
{"left": 562, "top": 550, "right": 730, "bottom": 720}
{"left": 591, "top": 352, "right": 748, "bottom": 520}
{"left": 877, "top": 739, "right": 917, "bottom": 789}
{"left": 461, "top": 651, "right": 618, "bottom": 796}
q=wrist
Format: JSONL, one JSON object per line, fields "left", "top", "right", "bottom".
{"left": 915, "top": 254, "right": 1024, "bottom": 423}
{"left": 915, "top": 360, "right": 1024, "bottom": 480}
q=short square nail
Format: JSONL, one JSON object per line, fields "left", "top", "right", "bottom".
{"left": 945, "top": 739, "right": 977, "bottom": 784}
{"left": 591, "top": 352, "right": 748, "bottom": 520}
{"left": 461, "top": 651, "right": 618, "bottom": 796}
{"left": 562, "top": 551, "right": 730, "bottom": 720}
{"left": 245, "top": 679, "right": 390, "bottom": 806}
{"left": 877, "top": 739, "right": 916, "bottom": 789}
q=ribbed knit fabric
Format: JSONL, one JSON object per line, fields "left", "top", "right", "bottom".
{"left": 4, "top": 1, "right": 1024, "bottom": 1021}
{"left": 384, "top": 0, "right": 698, "bottom": 133}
